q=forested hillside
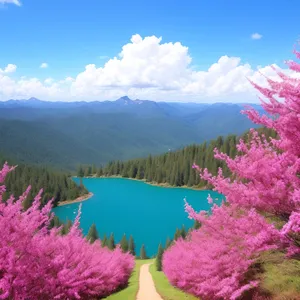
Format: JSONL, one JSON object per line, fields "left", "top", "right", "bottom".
{"left": 92, "top": 127, "right": 277, "bottom": 188}
{"left": 0, "top": 156, "right": 88, "bottom": 208}
{"left": 0, "top": 97, "right": 263, "bottom": 170}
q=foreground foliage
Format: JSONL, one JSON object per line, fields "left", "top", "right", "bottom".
{"left": 163, "top": 49, "right": 300, "bottom": 299}
{"left": 0, "top": 165, "right": 134, "bottom": 299}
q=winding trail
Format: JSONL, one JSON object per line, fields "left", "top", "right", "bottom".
{"left": 136, "top": 263, "right": 163, "bottom": 300}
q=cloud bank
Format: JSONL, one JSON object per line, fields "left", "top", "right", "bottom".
{"left": 0, "top": 34, "right": 296, "bottom": 102}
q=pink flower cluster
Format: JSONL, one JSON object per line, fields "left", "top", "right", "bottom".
{"left": 163, "top": 203, "right": 279, "bottom": 299}
{"left": 0, "top": 164, "right": 134, "bottom": 299}
{"left": 163, "top": 48, "right": 300, "bottom": 299}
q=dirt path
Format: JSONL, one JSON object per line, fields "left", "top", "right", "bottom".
{"left": 136, "top": 263, "right": 163, "bottom": 300}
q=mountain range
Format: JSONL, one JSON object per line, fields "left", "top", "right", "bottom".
{"left": 0, "top": 96, "right": 263, "bottom": 170}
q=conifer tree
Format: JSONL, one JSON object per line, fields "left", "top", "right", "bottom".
{"left": 77, "top": 165, "right": 84, "bottom": 177}
{"left": 180, "top": 225, "right": 187, "bottom": 239}
{"left": 97, "top": 168, "right": 103, "bottom": 177}
{"left": 120, "top": 234, "right": 129, "bottom": 252}
{"left": 155, "top": 243, "right": 164, "bottom": 271}
{"left": 86, "top": 223, "right": 99, "bottom": 244}
{"left": 136, "top": 166, "right": 143, "bottom": 179}
{"left": 64, "top": 219, "right": 73, "bottom": 234}
{"left": 22, "top": 194, "right": 33, "bottom": 210}
{"left": 50, "top": 215, "right": 62, "bottom": 229}
{"left": 128, "top": 235, "right": 136, "bottom": 256}
{"left": 165, "top": 237, "right": 172, "bottom": 249}
{"left": 139, "top": 244, "right": 147, "bottom": 260}
{"left": 101, "top": 233, "right": 107, "bottom": 247}
{"left": 107, "top": 233, "right": 115, "bottom": 250}
{"left": 88, "top": 165, "right": 92, "bottom": 176}
{"left": 60, "top": 225, "right": 67, "bottom": 235}
{"left": 193, "top": 220, "right": 201, "bottom": 230}
{"left": 174, "top": 228, "right": 181, "bottom": 240}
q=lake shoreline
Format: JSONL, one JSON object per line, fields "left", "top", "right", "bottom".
{"left": 73, "top": 175, "right": 209, "bottom": 191}
{"left": 57, "top": 192, "right": 94, "bottom": 206}
{"left": 56, "top": 177, "right": 221, "bottom": 256}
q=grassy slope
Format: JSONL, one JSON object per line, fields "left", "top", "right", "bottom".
{"left": 149, "top": 263, "right": 198, "bottom": 300}
{"left": 149, "top": 252, "right": 300, "bottom": 300}
{"left": 258, "top": 251, "right": 300, "bottom": 300}
{"left": 104, "top": 259, "right": 154, "bottom": 300}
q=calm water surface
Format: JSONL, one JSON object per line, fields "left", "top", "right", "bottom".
{"left": 53, "top": 178, "right": 223, "bottom": 256}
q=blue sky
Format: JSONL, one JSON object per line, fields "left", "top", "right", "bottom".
{"left": 0, "top": 0, "right": 299, "bottom": 102}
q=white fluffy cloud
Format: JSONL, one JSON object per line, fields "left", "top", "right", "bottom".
{"left": 251, "top": 33, "right": 262, "bottom": 40}
{"left": 0, "top": 64, "right": 17, "bottom": 73}
{"left": 0, "top": 0, "right": 21, "bottom": 5}
{"left": 40, "top": 63, "right": 48, "bottom": 69}
{"left": 0, "top": 34, "right": 296, "bottom": 102}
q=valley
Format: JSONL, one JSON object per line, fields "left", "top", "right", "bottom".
{"left": 0, "top": 96, "right": 262, "bottom": 170}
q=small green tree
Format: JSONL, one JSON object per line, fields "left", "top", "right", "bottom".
{"left": 156, "top": 243, "right": 164, "bottom": 271}
{"left": 97, "top": 168, "right": 103, "bottom": 177}
{"left": 86, "top": 223, "right": 99, "bottom": 244}
{"left": 101, "top": 233, "right": 107, "bottom": 247}
{"left": 136, "top": 166, "right": 143, "bottom": 179}
{"left": 165, "top": 237, "right": 172, "bottom": 249}
{"left": 60, "top": 219, "right": 72, "bottom": 235}
{"left": 22, "top": 194, "right": 33, "bottom": 211}
{"left": 77, "top": 165, "right": 84, "bottom": 177}
{"left": 60, "top": 225, "right": 67, "bottom": 235}
{"left": 174, "top": 228, "right": 181, "bottom": 240}
{"left": 50, "top": 215, "right": 62, "bottom": 229}
{"left": 193, "top": 220, "right": 201, "bottom": 230}
{"left": 180, "top": 224, "right": 187, "bottom": 239}
{"left": 65, "top": 219, "right": 73, "bottom": 232}
{"left": 92, "top": 164, "right": 97, "bottom": 175}
{"left": 128, "top": 235, "right": 136, "bottom": 256}
{"left": 107, "top": 233, "right": 115, "bottom": 250}
{"left": 88, "top": 165, "right": 92, "bottom": 176}
{"left": 120, "top": 234, "right": 129, "bottom": 252}
{"left": 140, "top": 244, "right": 147, "bottom": 260}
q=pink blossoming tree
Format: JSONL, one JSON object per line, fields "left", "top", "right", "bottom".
{"left": 163, "top": 49, "right": 300, "bottom": 299}
{"left": 0, "top": 164, "right": 134, "bottom": 299}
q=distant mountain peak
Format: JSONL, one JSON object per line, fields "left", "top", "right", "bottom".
{"left": 117, "top": 96, "right": 132, "bottom": 102}
{"left": 115, "top": 96, "right": 135, "bottom": 105}
{"left": 27, "top": 97, "right": 42, "bottom": 102}
{"left": 119, "top": 96, "right": 131, "bottom": 101}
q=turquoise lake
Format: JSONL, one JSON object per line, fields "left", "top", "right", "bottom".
{"left": 53, "top": 178, "right": 223, "bottom": 256}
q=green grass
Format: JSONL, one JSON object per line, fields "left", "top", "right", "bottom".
{"left": 149, "top": 263, "right": 199, "bottom": 300}
{"left": 103, "top": 259, "right": 154, "bottom": 300}
{"left": 105, "top": 253, "right": 300, "bottom": 300}
{"left": 259, "top": 251, "right": 300, "bottom": 300}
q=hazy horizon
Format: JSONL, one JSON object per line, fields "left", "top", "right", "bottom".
{"left": 0, "top": 95, "right": 264, "bottom": 105}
